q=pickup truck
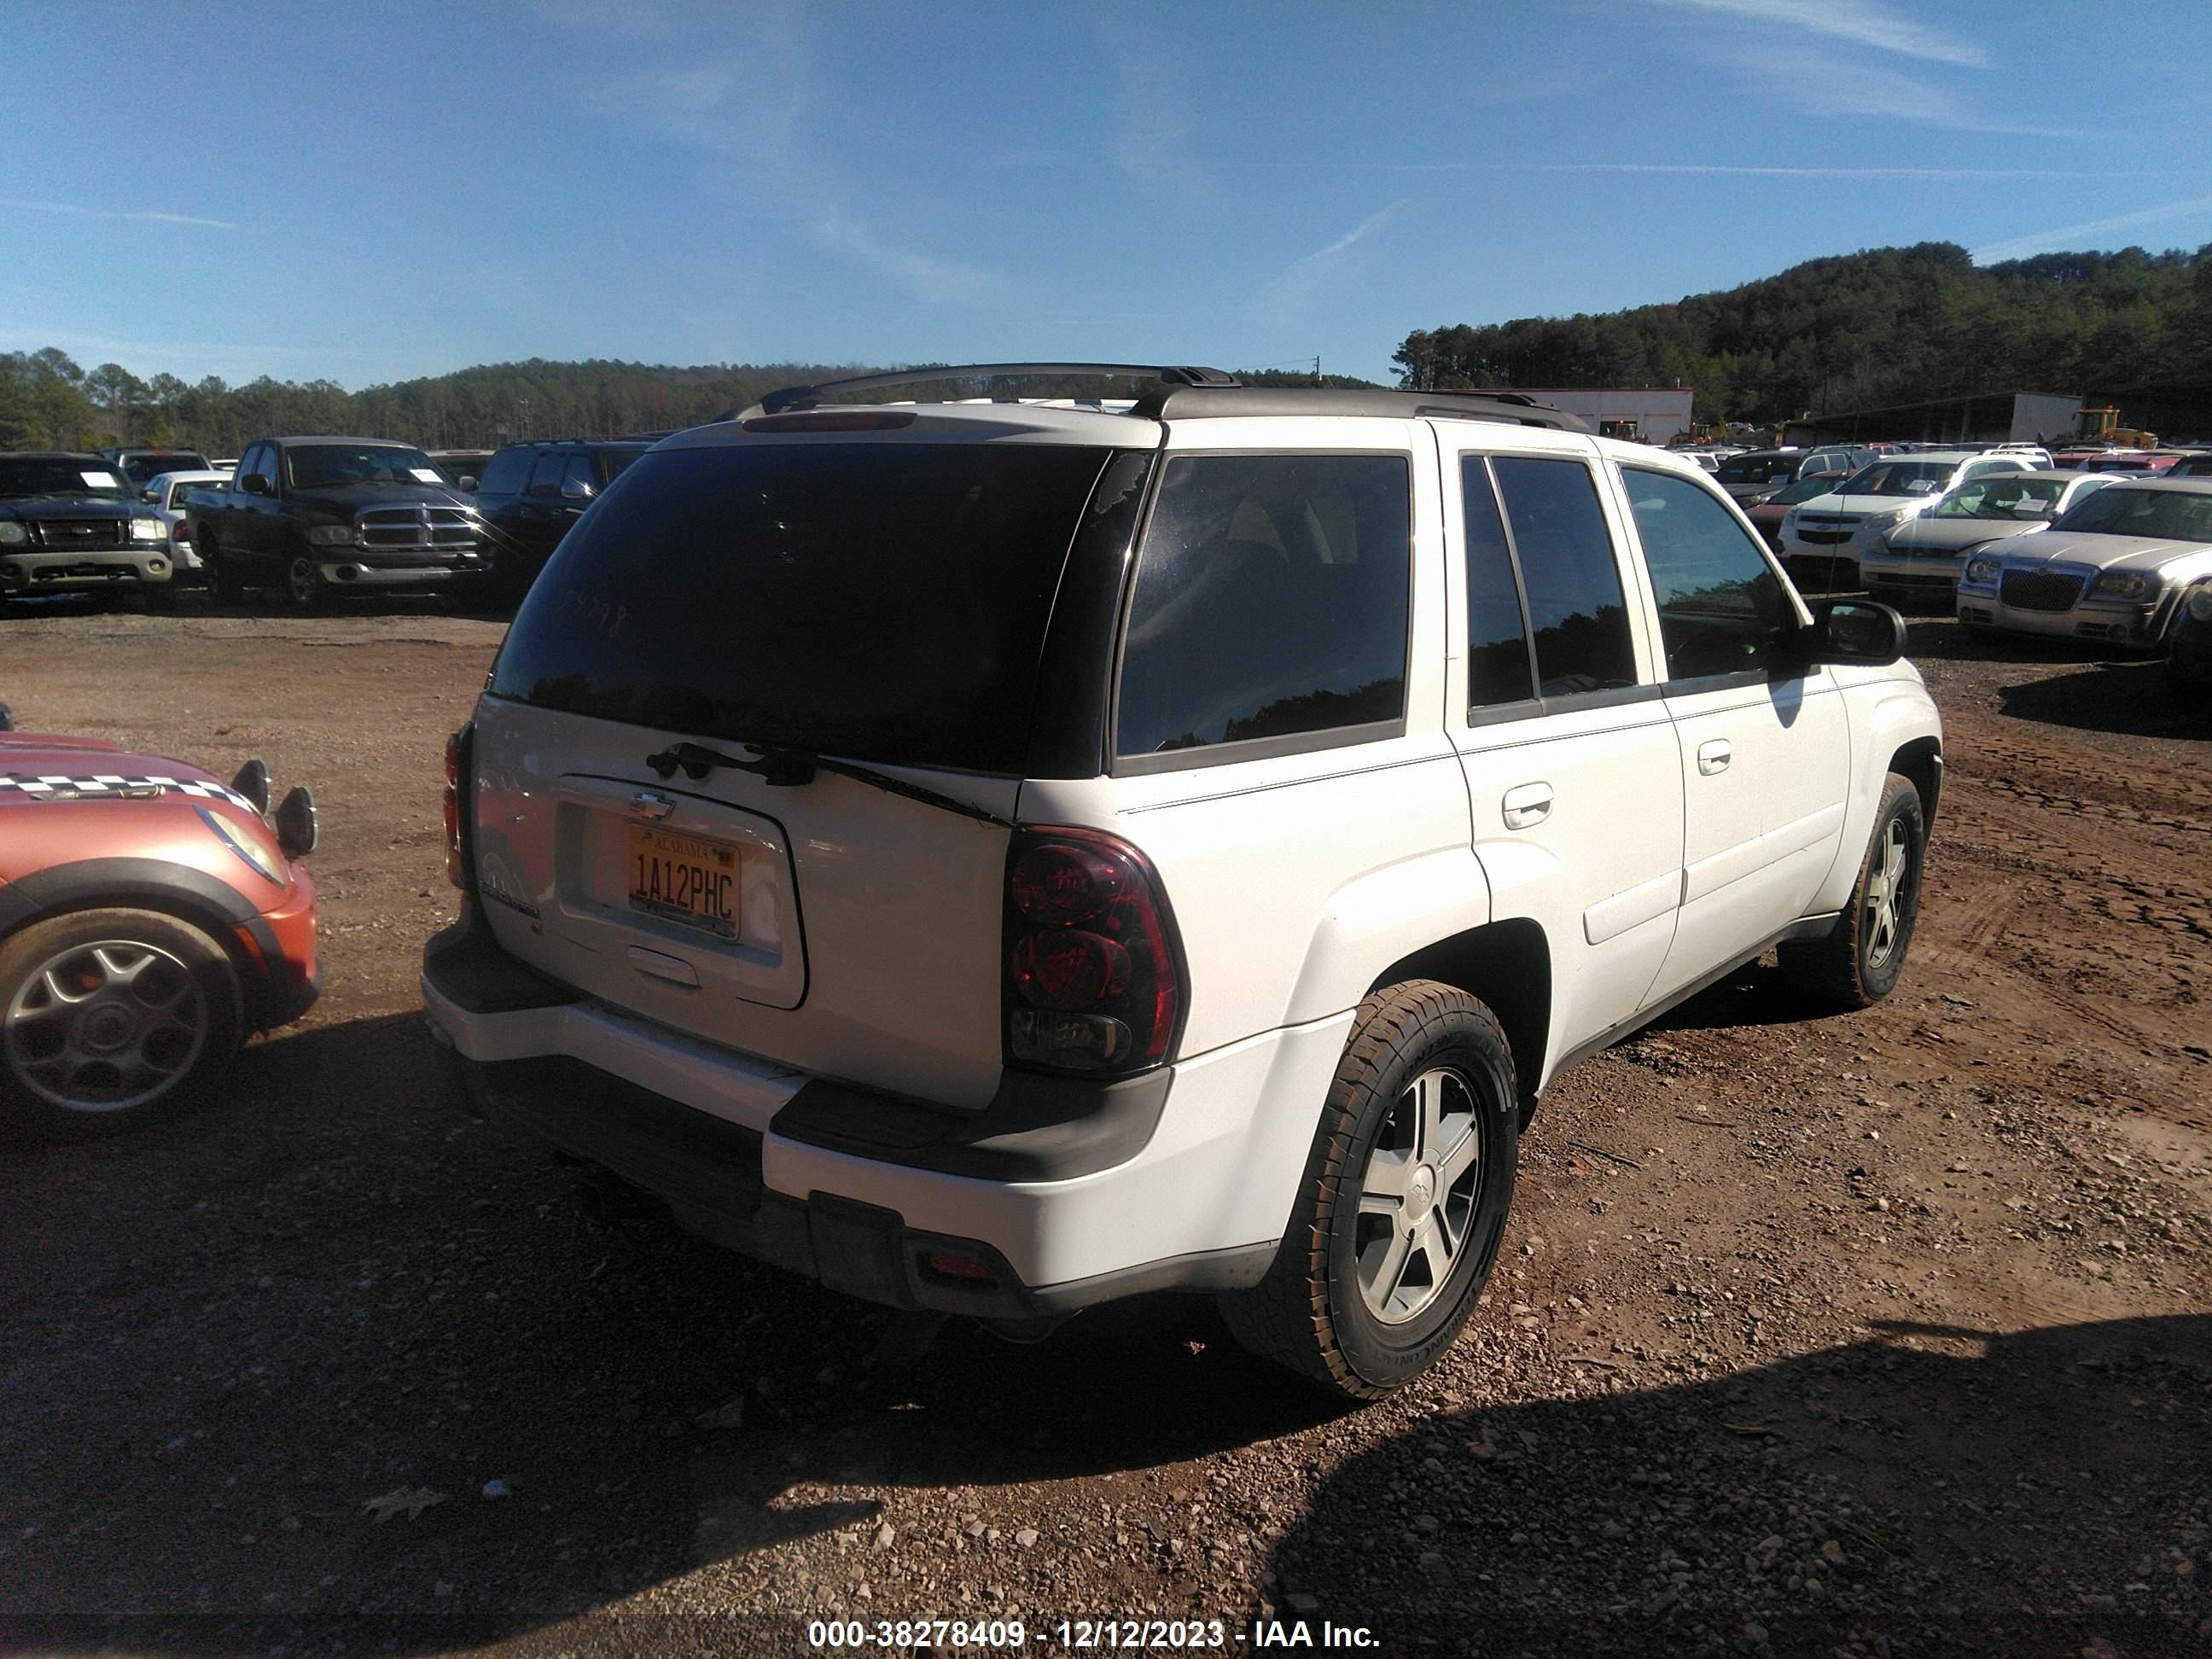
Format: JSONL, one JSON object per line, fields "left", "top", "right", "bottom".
{"left": 185, "top": 436, "right": 491, "bottom": 611}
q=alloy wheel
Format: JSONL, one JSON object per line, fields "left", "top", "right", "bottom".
{"left": 1864, "top": 818, "right": 1910, "bottom": 969}
{"left": 1353, "top": 1066, "right": 1485, "bottom": 1324}
{"left": 3, "top": 940, "right": 210, "bottom": 1113}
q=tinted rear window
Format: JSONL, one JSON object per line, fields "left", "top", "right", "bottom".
{"left": 490, "top": 441, "right": 1113, "bottom": 773}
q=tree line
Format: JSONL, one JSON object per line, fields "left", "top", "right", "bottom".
{"left": 1394, "top": 242, "right": 2212, "bottom": 426}
{"left": 0, "top": 354, "right": 1381, "bottom": 458}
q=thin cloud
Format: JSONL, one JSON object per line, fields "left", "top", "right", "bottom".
{"left": 1, "top": 198, "right": 236, "bottom": 230}
{"left": 1516, "top": 163, "right": 2190, "bottom": 180}
{"left": 1660, "top": 0, "right": 1988, "bottom": 68}
{"left": 1971, "top": 194, "right": 2212, "bottom": 263}
{"left": 1726, "top": 47, "right": 2082, "bottom": 137}
{"left": 1254, "top": 202, "right": 1411, "bottom": 328}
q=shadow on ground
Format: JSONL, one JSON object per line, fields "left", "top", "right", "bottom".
{"left": 0, "top": 1013, "right": 1334, "bottom": 1653}
{"left": 1996, "top": 659, "right": 2204, "bottom": 742}
{"left": 1263, "top": 1315, "right": 2211, "bottom": 1657}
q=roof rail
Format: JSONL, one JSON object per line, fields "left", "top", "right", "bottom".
{"left": 1127, "top": 385, "right": 1591, "bottom": 431}
{"left": 737, "top": 363, "right": 1241, "bottom": 418}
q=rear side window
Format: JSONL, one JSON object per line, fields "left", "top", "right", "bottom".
{"left": 1460, "top": 458, "right": 1535, "bottom": 707}
{"left": 1490, "top": 457, "right": 1637, "bottom": 696}
{"left": 490, "top": 441, "right": 1114, "bottom": 774}
{"left": 477, "top": 448, "right": 531, "bottom": 497}
{"left": 1115, "top": 453, "right": 1410, "bottom": 760}
{"left": 1621, "top": 468, "right": 1791, "bottom": 681}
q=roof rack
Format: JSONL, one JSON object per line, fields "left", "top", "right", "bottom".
{"left": 728, "top": 364, "right": 1591, "bottom": 434}
{"left": 1128, "top": 385, "right": 1590, "bottom": 430}
{"left": 738, "top": 363, "right": 1240, "bottom": 418}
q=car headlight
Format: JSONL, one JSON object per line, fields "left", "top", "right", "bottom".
{"left": 2187, "top": 585, "right": 2212, "bottom": 623}
{"left": 1964, "top": 556, "right": 2003, "bottom": 585}
{"left": 196, "top": 805, "right": 288, "bottom": 888}
{"left": 130, "top": 517, "right": 167, "bottom": 543}
{"left": 0, "top": 521, "right": 26, "bottom": 546}
{"left": 1866, "top": 509, "right": 1906, "bottom": 531}
{"left": 2093, "top": 569, "right": 2158, "bottom": 602}
{"left": 306, "top": 523, "right": 358, "bottom": 546}
{"left": 1780, "top": 508, "right": 1799, "bottom": 531}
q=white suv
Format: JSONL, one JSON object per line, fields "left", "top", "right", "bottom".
{"left": 421, "top": 365, "right": 1943, "bottom": 1399}
{"left": 1778, "top": 450, "right": 2032, "bottom": 586}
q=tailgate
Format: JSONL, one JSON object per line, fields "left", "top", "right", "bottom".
{"left": 469, "top": 699, "right": 1016, "bottom": 1109}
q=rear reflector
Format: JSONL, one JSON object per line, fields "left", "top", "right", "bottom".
{"left": 922, "top": 1250, "right": 996, "bottom": 1284}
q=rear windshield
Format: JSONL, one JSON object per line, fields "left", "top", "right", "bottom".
{"left": 1714, "top": 453, "right": 1798, "bottom": 485}
{"left": 118, "top": 451, "right": 210, "bottom": 486}
{"left": 490, "top": 441, "right": 1114, "bottom": 773}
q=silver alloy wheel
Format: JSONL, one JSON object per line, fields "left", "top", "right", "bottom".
{"left": 1354, "top": 1066, "right": 1484, "bottom": 1325}
{"left": 3, "top": 940, "right": 209, "bottom": 1113}
{"left": 287, "top": 556, "right": 319, "bottom": 608}
{"left": 1864, "top": 817, "right": 1910, "bottom": 969}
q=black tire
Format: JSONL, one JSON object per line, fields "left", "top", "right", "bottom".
{"left": 1218, "top": 980, "right": 1519, "bottom": 1400}
{"left": 283, "top": 552, "right": 330, "bottom": 614}
{"left": 1778, "top": 771, "right": 1927, "bottom": 1009}
{"left": 0, "top": 908, "right": 243, "bottom": 1140}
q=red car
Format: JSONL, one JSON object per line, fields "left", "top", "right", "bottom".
{"left": 0, "top": 725, "right": 318, "bottom": 1136}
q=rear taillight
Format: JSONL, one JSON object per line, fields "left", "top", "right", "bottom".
{"left": 1004, "top": 826, "right": 1183, "bottom": 1074}
{"left": 442, "top": 723, "right": 473, "bottom": 889}
{"left": 172, "top": 520, "right": 190, "bottom": 543}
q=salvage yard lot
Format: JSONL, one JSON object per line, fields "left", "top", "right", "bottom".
{"left": 2, "top": 601, "right": 2208, "bottom": 1656}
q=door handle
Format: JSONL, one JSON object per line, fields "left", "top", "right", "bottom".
{"left": 1697, "top": 739, "right": 1732, "bottom": 776}
{"left": 1501, "top": 782, "right": 1553, "bottom": 830}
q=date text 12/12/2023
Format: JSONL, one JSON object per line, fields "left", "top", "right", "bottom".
{"left": 804, "top": 1617, "right": 1382, "bottom": 1649}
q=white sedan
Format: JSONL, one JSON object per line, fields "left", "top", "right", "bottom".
{"left": 1955, "top": 479, "right": 2212, "bottom": 648}
{"left": 138, "top": 468, "right": 233, "bottom": 592}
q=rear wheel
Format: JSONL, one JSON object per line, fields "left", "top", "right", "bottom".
{"left": 0, "top": 908, "right": 243, "bottom": 1139}
{"left": 1778, "top": 771, "right": 1927, "bottom": 1008}
{"left": 1218, "top": 980, "right": 1518, "bottom": 1400}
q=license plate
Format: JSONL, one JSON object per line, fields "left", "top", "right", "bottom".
{"left": 627, "top": 825, "right": 741, "bottom": 939}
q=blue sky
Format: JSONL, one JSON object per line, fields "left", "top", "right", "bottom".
{"left": 5, "top": 0, "right": 2209, "bottom": 391}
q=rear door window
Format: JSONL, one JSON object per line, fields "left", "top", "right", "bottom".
{"left": 1459, "top": 457, "right": 1536, "bottom": 709}
{"left": 1621, "top": 468, "right": 1792, "bottom": 682}
{"left": 1489, "top": 457, "right": 1637, "bottom": 697}
{"left": 1114, "top": 453, "right": 1411, "bottom": 761}
{"left": 490, "top": 440, "right": 1115, "bottom": 775}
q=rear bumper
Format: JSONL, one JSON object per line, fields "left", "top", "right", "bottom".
{"left": 420, "top": 912, "right": 1336, "bottom": 1313}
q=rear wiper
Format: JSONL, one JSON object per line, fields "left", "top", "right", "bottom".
{"left": 643, "top": 740, "right": 1014, "bottom": 830}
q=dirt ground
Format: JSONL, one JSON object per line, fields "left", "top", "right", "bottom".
{"left": 0, "top": 597, "right": 2206, "bottom": 1659}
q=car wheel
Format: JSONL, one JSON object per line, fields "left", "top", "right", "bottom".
{"left": 1778, "top": 771, "right": 1927, "bottom": 1009}
{"left": 0, "top": 908, "right": 243, "bottom": 1139}
{"left": 285, "top": 554, "right": 330, "bottom": 613}
{"left": 1218, "top": 980, "right": 1518, "bottom": 1400}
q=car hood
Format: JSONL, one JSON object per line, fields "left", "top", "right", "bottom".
{"left": 1886, "top": 517, "right": 2046, "bottom": 553}
{"left": 0, "top": 495, "right": 137, "bottom": 520}
{"left": 0, "top": 731, "right": 223, "bottom": 789}
{"left": 1999, "top": 531, "right": 2212, "bottom": 573}
{"left": 1795, "top": 492, "right": 1936, "bottom": 515}
{"left": 286, "top": 483, "right": 472, "bottom": 517}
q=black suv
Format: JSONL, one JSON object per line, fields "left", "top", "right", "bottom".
{"left": 471, "top": 440, "right": 649, "bottom": 602}
{"left": 105, "top": 447, "right": 215, "bottom": 492}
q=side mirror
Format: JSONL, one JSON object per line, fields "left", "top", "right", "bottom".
{"left": 242, "top": 474, "right": 273, "bottom": 497}
{"left": 1809, "top": 599, "right": 1906, "bottom": 667}
{"left": 560, "top": 477, "right": 595, "bottom": 502}
{"left": 458, "top": 476, "right": 479, "bottom": 492}
{"left": 141, "top": 488, "right": 161, "bottom": 504}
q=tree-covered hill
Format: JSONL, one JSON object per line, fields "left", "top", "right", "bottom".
{"left": 1394, "top": 242, "right": 2212, "bottom": 425}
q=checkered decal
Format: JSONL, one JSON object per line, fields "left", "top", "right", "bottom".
{"left": 0, "top": 773, "right": 262, "bottom": 813}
